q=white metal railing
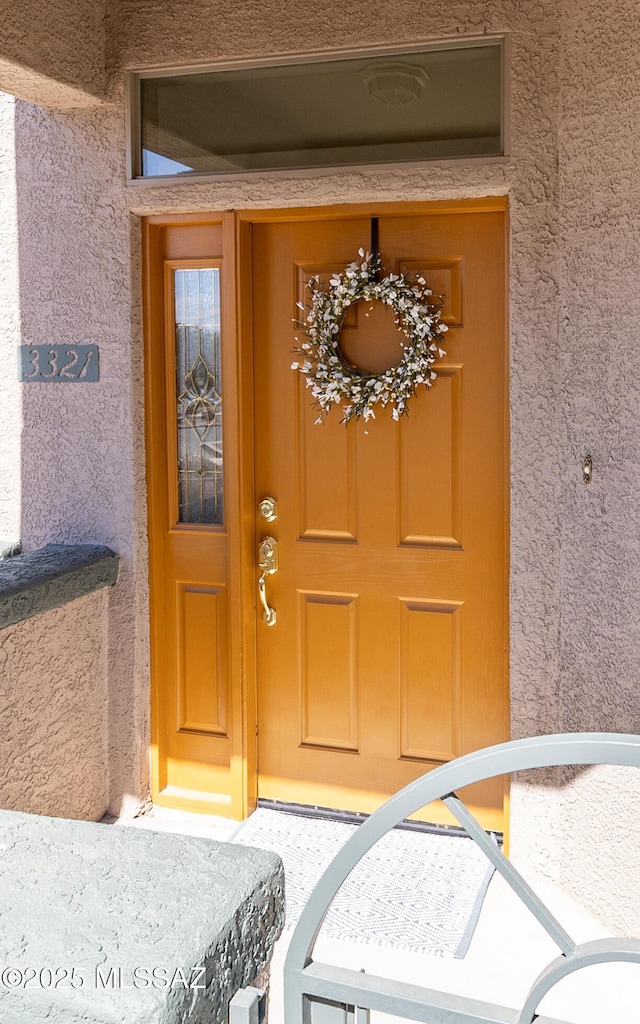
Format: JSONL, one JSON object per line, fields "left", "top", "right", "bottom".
{"left": 279, "top": 733, "right": 640, "bottom": 1024}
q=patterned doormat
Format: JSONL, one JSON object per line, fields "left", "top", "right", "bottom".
{"left": 231, "top": 809, "right": 494, "bottom": 957}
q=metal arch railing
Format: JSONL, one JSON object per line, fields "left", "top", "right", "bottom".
{"left": 282, "top": 733, "right": 640, "bottom": 1024}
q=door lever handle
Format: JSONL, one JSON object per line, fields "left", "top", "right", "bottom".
{"left": 258, "top": 572, "right": 276, "bottom": 626}
{"left": 257, "top": 536, "right": 278, "bottom": 626}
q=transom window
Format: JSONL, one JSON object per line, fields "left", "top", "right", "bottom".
{"left": 128, "top": 38, "right": 506, "bottom": 180}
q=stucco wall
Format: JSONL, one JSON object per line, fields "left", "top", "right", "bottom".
{"left": 0, "top": 591, "right": 108, "bottom": 820}
{"left": 508, "top": 0, "right": 640, "bottom": 937}
{"left": 0, "top": 0, "right": 106, "bottom": 108}
{"left": 0, "top": 94, "right": 21, "bottom": 546}
{"left": 1, "top": 0, "right": 640, "bottom": 931}
{"left": 551, "top": 0, "right": 640, "bottom": 931}
{"left": 11, "top": 99, "right": 151, "bottom": 818}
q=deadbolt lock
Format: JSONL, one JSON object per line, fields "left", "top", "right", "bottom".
{"left": 258, "top": 496, "right": 278, "bottom": 522}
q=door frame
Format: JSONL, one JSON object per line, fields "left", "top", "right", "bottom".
{"left": 143, "top": 197, "right": 510, "bottom": 821}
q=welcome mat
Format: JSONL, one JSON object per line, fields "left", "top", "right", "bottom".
{"left": 231, "top": 809, "right": 494, "bottom": 957}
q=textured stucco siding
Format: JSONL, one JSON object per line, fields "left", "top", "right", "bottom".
{"left": 0, "top": 0, "right": 639, "bottom": 933}
{"left": 0, "top": 0, "right": 106, "bottom": 107}
{"left": 0, "top": 93, "right": 21, "bottom": 546}
{"left": 0, "top": 591, "right": 108, "bottom": 820}
{"left": 551, "top": 0, "right": 640, "bottom": 932}
{"left": 12, "top": 99, "right": 151, "bottom": 818}
{"left": 509, "top": 0, "right": 640, "bottom": 937}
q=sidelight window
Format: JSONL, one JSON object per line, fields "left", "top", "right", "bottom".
{"left": 174, "top": 267, "right": 223, "bottom": 525}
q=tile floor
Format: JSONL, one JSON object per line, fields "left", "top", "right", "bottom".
{"left": 106, "top": 806, "right": 639, "bottom": 1024}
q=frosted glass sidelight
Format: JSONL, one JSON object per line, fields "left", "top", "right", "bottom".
{"left": 174, "top": 268, "right": 223, "bottom": 525}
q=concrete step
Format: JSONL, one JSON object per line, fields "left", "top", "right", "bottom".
{"left": 0, "top": 809, "right": 284, "bottom": 1023}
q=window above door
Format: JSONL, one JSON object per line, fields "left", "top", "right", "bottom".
{"left": 127, "top": 37, "right": 508, "bottom": 182}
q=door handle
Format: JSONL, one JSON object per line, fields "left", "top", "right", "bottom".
{"left": 257, "top": 536, "right": 278, "bottom": 626}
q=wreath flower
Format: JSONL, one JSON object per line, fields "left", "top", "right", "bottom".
{"left": 291, "top": 249, "right": 448, "bottom": 425}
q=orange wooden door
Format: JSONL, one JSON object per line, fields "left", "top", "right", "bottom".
{"left": 252, "top": 209, "right": 508, "bottom": 829}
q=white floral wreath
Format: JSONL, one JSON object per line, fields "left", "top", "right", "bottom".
{"left": 291, "top": 249, "right": 448, "bottom": 425}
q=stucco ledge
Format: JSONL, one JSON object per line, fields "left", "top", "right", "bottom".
{"left": 0, "top": 544, "right": 119, "bottom": 629}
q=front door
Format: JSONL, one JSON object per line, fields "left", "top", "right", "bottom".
{"left": 144, "top": 201, "right": 508, "bottom": 829}
{"left": 252, "top": 208, "right": 507, "bottom": 828}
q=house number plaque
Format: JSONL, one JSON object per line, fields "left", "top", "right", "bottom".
{"left": 18, "top": 345, "right": 100, "bottom": 382}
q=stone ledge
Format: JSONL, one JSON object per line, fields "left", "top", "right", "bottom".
{"left": 0, "top": 809, "right": 285, "bottom": 1024}
{"left": 0, "top": 544, "right": 119, "bottom": 630}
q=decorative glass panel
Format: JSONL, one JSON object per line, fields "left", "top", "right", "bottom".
{"left": 174, "top": 268, "right": 223, "bottom": 524}
{"left": 137, "top": 41, "right": 504, "bottom": 177}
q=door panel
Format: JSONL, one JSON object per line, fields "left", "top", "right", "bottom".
{"left": 397, "top": 364, "right": 462, "bottom": 547}
{"left": 398, "top": 597, "right": 462, "bottom": 761}
{"left": 252, "top": 211, "right": 507, "bottom": 828}
{"left": 295, "top": 373, "right": 359, "bottom": 542}
{"left": 177, "top": 583, "right": 228, "bottom": 734}
{"left": 299, "top": 590, "right": 359, "bottom": 751}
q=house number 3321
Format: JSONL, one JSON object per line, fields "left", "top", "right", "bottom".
{"left": 18, "top": 345, "right": 100, "bottom": 383}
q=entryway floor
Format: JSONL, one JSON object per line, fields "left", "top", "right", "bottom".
{"left": 105, "top": 807, "right": 638, "bottom": 1024}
